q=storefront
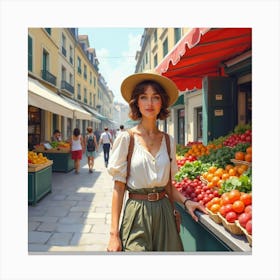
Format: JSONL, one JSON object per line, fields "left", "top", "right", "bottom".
{"left": 28, "top": 76, "right": 92, "bottom": 148}
{"left": 156, "top": 28, "right": 252, "bottom": 144}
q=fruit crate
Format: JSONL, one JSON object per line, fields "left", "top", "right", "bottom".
{"left": 28, "top": 164, "right": 52, "bottom": 205}
{"left": 235, "top": 220, "right": 252, "bottom": 246}
{"left": 218, "top": 213, "right": 243, "bottom": 235}
{"left": 206, "top": 208, "right": 222, "bottom": 224}
{"left": 28, "top": 160, "right": 53, "bottom": 172}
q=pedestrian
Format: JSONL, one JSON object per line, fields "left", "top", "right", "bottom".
{"left": 107, "top": 70, "right": 207, "bottom": 252}
{"left": 99, "top": 127, "right": 113, "bottom": 167}
{"left": 116, "top": 125, "right": 125, "bottom": 137}
{"left": 70, "top": 127, "right": 84, "bottom": 174}
{"left": 84, "top": 126, "right": 98, "bottom": 173}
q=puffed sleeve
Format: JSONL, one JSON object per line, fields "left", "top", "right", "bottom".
{"left": 107, "top": 131, "right": 130, "bottom": 183}
{"left": 170, "top": 135, "right": 179, "bottom": 179}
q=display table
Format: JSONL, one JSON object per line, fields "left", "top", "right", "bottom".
{"left": 176, "top": 203, "right": 252, "bottom": 252}
{"left": 38, "top": 150, "right": 74, "bottom": 173}
{"left": 28, "top": 161, "right": 53, "bottom": 206}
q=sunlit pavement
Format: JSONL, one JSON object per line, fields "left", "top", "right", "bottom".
{"left": 28, "top": 151, "right": 114, "bottom": 253}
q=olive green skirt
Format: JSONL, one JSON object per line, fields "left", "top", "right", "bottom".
{"left": 120, "top": 187, "right": 184, "bottom": 252}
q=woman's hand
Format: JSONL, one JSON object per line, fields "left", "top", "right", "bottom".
{"left": 184, "top": 200, "right": 208, "bottom": 222}
{"left": 107, "top": 233, "right": 122, "bottom": 252}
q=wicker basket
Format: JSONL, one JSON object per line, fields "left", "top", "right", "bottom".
{"left": 218, "top": 213, "right": 243, "bottom": 235}
{"left": 235, "top": 220, "right": 252, "bottom": 246}
{"left": 230, "top": 159, "right": 252, "bottom": 167}
{"left": 200, "top": 176, "right": 208, "bottom": 185}
{"left": 206, "top": 208, "right": 222, "bottom": 224}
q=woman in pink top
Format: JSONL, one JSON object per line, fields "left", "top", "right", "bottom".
{"left": 70, "top": 127, "right": 84, "bottom": 174}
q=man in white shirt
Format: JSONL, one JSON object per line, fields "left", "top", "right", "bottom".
{"left": 99, "top": 127, "right": 113, "bottom": 167}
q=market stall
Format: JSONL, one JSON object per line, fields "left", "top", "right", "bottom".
{"left": 174, "top": 124, "right": 252, "bottom": 252}
{"left": 28, "top": 152, "right": 53, "bottom": 205}
{"left": 34, "top": 142, "right": 74, "bottom": 173}
{"left": 176, "top": 203, "right": 251, "bottom": 252}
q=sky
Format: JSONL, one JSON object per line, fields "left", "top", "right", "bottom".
{"left": 78, "top": 28, "right": 144, "bottom": 104}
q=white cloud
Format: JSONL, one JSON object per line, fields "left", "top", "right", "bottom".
{"left": 96, "top": 33, "right": 142, "bottom": 104}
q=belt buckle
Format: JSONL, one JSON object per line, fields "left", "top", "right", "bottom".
{"left": 147, "top": 192, "right": 159, "bottom": 202}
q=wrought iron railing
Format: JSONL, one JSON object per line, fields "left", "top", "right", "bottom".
{"left": 41, "top": 69, "right": 56, "bottom": 86}
{"left": 61, "top": 80, "right": 74, "bottom": 94}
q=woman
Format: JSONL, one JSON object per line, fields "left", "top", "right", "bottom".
{"left": 70, "top": 127, "right": 84, "bottom": 174}
{"left": 84, "top": 126, "right": 98, "bottom": 173}
{"left": 107, "top": 70, "right": 207, "bottom": 252}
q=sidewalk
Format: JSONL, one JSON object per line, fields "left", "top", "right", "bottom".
{"left": 28, "top": 151, "right": 114, "bottom": 253}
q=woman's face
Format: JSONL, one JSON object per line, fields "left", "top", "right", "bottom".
{"left": 137, "top": 85, "right": 162, "bottom": 119}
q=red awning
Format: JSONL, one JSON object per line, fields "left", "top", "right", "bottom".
{"left": 155, "top": 28, "right": 252, "bottom": 91}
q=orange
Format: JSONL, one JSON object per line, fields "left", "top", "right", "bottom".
{"left": 208, "top": 166, "right": 217, "bottom": 174}
{"left": 210, "top": 204, "right": 221, "bottom": 214}
{"left": 235, "top": 151, "right": 245, "bottom": 161}
{"left": 211, "top": 176, "right": 220, "bottom": 186}
{"left": 225, "top": 164, "right": 234, "bottom": 171}
{"left": 245, "top": 153, "right": 252, "bottom": 162}
{"left": 246, "top": 146, "right": 252, "bottom": 154}
{"left": 228, "top": 168, "right": 237, "bottom": 176}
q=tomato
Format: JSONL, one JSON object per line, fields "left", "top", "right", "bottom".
{"left": 238, "top": 212, "right": 251, "bottom": 228}
{"left": 244, "top": 205, "right": 252, "bottom": 213}
{"left": 226, "top": 211, "right": 238, "bottom": 223}
{"left": 246, "top": 220, "right": 252, "bottom": 235}
{"left": 224, "top": 203, "right": 233, "bottom": 213}
{"left": 232, "top": 200, "right": 245, "bottom": 213}
{"left": 228, "top": 189, "right": 241, "bottom": 203}
{"left": 220, "top": 195, "right": 231, "bottom": 206}
{"left": 219, "top": 205, "right": 228, "bottom": 217}
{"left": 240, "top": 193, "right": 252, "bottom": 206}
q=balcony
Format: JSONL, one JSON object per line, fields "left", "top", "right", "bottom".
{"left": 61, "top": 80, "right": 74, "bottom": 94}
{"left": 41, "top": 69, "right": 56, "bottom": 86}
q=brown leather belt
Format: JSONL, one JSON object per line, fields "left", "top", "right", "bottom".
{"left": 129, "top": 190, "right": 166, "bottom": 202}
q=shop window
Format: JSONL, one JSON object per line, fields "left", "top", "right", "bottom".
{"left": 163, "top": 38, "right": 168, "bottom": 57}
{"left": 28, "top": 106, "right": 41, "bottom": 150}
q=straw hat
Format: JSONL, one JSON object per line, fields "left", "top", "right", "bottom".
{"left": 120, "top": 70, "right": 179, "bottom": 107}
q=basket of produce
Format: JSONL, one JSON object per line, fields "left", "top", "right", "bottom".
{"left": 235, "top": 220, "right": 252, "bottom": 246}
{"left": 218, "top": 212, "right": 243, "bottom": 235}
{"left": 28, "top": 160, "right": 53, "bottom": 172}
{"left": 206, "top": 208, "right": 222, "bottom": 224}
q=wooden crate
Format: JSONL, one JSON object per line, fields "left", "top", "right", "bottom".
{"left": 28, "top": 160, "right": 53, "bottom": 172}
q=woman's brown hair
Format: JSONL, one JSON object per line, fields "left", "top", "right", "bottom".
{"left": 128, "top": 80, "right": 170, "bottom": 120}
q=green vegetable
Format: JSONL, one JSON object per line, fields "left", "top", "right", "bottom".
{"left": 175, "top": 160, "right": 211, "bottom": 181}
{"left": 219, "top": 167, "right": 252, "bottom": 194}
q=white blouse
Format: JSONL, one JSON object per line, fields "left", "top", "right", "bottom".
{"left": 107, "top": 131, "right": 178, "bottom": 190}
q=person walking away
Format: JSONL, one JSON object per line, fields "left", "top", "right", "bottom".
{"left": 84, "top": 126, "right": 98, "bottom": 173}
{"left": 107, "top": 70, "right": 207, "bottom": 252}
{"left": 70, "top": 127, "right": 84, "bottom": 174}
{"left": 99, "top": 127, "right": 113, "bottom": 167}
{"left": 116, "top": 125, "right": 125, "bottom": 137}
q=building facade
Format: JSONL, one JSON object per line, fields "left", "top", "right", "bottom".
{"left": 28, "top": 28, "right": 114, "bottom": 150}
